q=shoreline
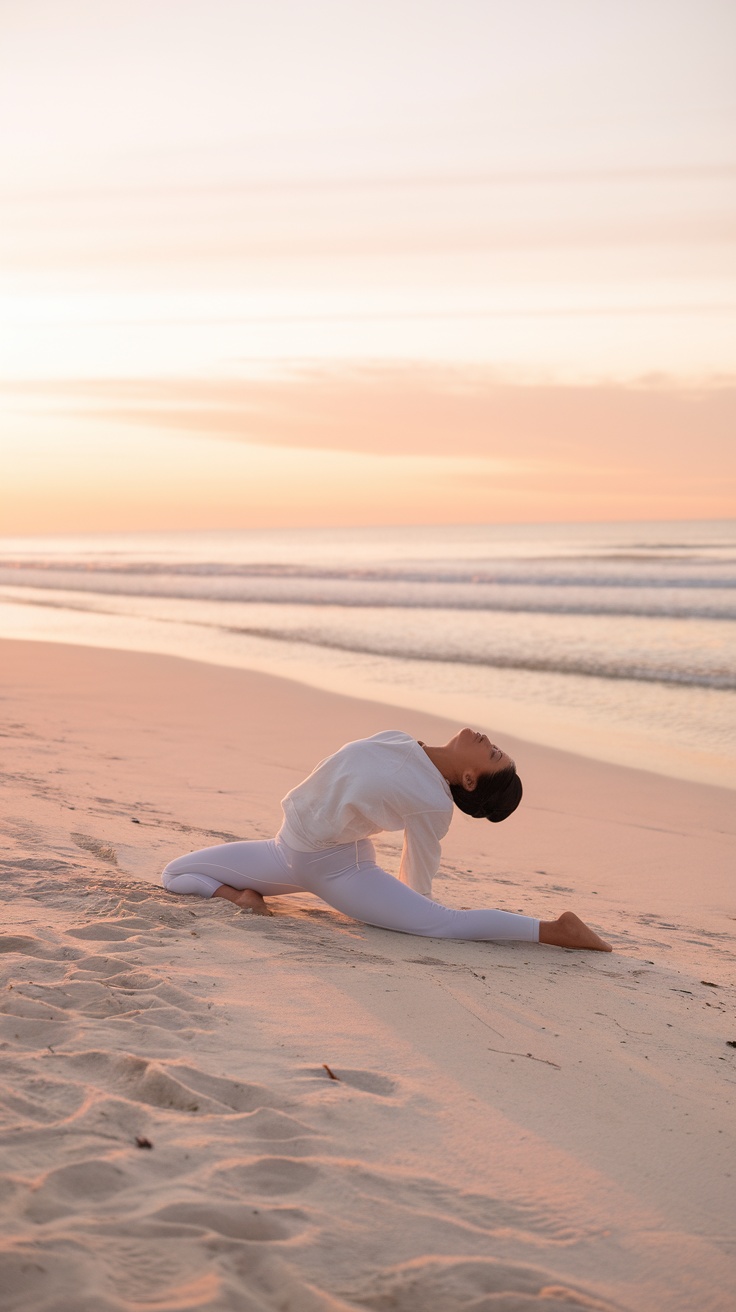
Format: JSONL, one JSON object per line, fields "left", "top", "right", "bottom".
{"left": 2, "top": 594, "right": 735, "bottom": 791}
{"left": 1, "top": 637, "right": 735, "bottom": 1311}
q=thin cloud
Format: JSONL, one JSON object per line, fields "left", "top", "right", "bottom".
{"left": 7, "top": 367, "right": 735, "bottom": 483}
{"left": 4, "top": 161, "right": 735, "bottom": 203}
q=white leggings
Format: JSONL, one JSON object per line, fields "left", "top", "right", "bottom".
{"left": 161, "top": 834, "right": 540, "bottom": 942}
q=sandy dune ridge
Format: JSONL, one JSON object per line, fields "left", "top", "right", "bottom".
{"left": 0, "top": 640, "right": 734, "bottom": 1310}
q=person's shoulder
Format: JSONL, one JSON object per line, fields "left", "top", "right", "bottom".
{"left": 368, "top": 729, "right": 411, "bottom": 739}
{"left": 358, "top": 730, "right": 416, "bottom": 749}
{"left": 326, "top": 731, "right": 409, "bottom": 764}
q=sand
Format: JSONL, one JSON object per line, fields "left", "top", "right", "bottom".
{"left": 1, "top": 638, "right": 734, "bottom": 1312}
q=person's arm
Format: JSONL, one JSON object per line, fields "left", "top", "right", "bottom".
{"left": 399, "top": 811, "right": 446, "bottom": 898}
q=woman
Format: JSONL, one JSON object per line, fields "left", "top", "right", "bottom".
{"left": 162, "top": 728, "right": 611, "bottom": 951}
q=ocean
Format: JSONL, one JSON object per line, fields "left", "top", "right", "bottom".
{"left": 1, "top": 519, "right": 734, "bottom": 788}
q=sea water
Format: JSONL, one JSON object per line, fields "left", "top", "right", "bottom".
{"left": 0, "top": 520, "right": 734, "bottom": 787}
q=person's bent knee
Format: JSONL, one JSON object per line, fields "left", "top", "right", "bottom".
{"left": 161, "top": 861, "right": 178, "bottom": 891}
{"left": 161, "top": 861, "right": 195, "bottom": 894}
{"left": 161, "top": 863, "right": 222, "bottom": 898}
{"left": 161, "top": 854, "right": 199, "bottom": 890}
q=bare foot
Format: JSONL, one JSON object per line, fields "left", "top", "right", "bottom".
{"left": 212, "top": 884, "right": 273, "bottom": 916}
{"left": 539, "top": 910, "right": 612, "bottom": 951}
{"left": 233, "top": 889, "right": 273, "bottom": 916}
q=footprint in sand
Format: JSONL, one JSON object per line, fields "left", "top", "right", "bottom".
{"left": 71, "top": 833, "right": 119, "bottom": 865}
{"left": 62, "top": 1052, "right": 257, "bottom": 1115}
{"left": 340, "top": 1254, "right": 619, "bottom": 1311}
{"left": 145, "top": 1200, "right": 305, "bottom": 1242}
{"left": 67, "top": 924, "right": 136, "bottom": 940}
{"left": 211, "top": 1156, "right": 320, "bottom": 1196}
{"left": 25, "top": 1159, "right": 132, "bottom": 1224}
{"left": 0, "top": 857, "right": 73, "bottom": 873}
{"left": 169, "top": 1064, "right": 289, "bottom": 1114}
{"left": 60, "top": 1052, "right": 311, "bottom": 1125}
{"left": 0, "top": 935, "right": 82, "bottom": 961}
{"left": 0, "top": 1249, "right": 83, "bottom": 1312}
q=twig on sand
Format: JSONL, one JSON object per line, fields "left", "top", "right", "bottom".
{"left": 595, "top": 1011, "right": 652, "bottom": 1036}
{"left": 486, "top": 1046, "right": 561, "bottom": 1070}
{"left": 322, "top": 1063, "right": 340, "bottom": 1081}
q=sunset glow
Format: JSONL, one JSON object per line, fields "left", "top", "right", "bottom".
{"left": 1, "top": 0, "right": 734, "bottom": 531}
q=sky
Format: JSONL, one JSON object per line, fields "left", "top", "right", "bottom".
{"left": 1, "top": 0, "right": 734, "bottom": 532}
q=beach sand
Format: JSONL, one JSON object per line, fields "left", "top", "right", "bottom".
{"left": 1, "top": 638, "right": 734, "bottom": 1311}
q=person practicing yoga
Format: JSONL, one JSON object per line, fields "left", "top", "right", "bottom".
{"left": 162, "top": 727, "right": 611, "bottom": 951}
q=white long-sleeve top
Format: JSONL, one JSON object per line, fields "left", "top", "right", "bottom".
{"left": 279, "top": 730, "right": 454, "bottom": 898}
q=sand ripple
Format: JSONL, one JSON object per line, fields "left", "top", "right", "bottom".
{"left": 0, "top": 866, "right": 627, "bottom": 1312}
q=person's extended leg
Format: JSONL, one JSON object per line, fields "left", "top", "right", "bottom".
{"left": 290, "top": 842, "right": 538, "bottom": 941}
{"left": 162, "top": 840, "right": 305, "bottom": 915}
{"left": 287, "top": 842, "right": 610, "bottom": 948}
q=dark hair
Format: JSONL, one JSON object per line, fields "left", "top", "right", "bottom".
{"left": 450, "top": 764, "right": 523, "bottom": 823}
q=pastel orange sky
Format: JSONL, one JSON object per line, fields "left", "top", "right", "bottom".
{"left": 1, "top": 1, "right": 735, "bottom": 532}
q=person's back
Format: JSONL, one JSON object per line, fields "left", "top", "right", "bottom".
{"left": 280, "top": 729, "right": 453, "bottom": 848}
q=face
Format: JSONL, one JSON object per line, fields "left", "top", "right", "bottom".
{"left": 450, "top": 727, "right": 515, "bottom": 787}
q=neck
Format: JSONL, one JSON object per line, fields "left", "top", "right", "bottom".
{"left": 421, "top": 743, "right": 460, "bottom": 785}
